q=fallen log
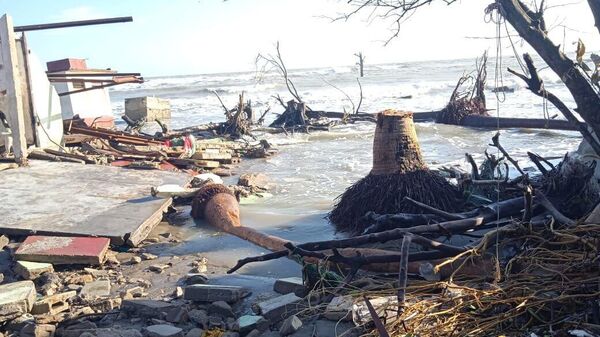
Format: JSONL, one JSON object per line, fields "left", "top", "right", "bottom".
{"left": 190, "top": 183, "right": 482, "bottom": 275}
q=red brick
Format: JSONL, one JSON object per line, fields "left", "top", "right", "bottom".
{"left": 15, "top": 236, "right": 110, "bottom": 265}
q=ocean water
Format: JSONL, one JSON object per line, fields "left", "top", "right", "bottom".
{"left": 109, "top": 56, "right": 583, "bottom": 277}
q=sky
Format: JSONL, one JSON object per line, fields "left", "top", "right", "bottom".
{"left": 1, "top": 0, "right": 597, "bottom": 76}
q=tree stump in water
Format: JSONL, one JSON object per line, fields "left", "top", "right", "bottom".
{"left": 270, "top": 100, "right": 307, "bottom": 128}
{"left": 329, "top": 109, "right": 463, "bottom": 235}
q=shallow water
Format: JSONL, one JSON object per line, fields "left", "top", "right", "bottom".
{"left": 110, "top": 56, "right": 583, "bottom": 278}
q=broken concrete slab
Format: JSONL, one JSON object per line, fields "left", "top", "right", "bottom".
{"left": 279, "top": 315, "right": 302, "bottom": 336}
{"left": 184, "top": 284, "right": 248, "bottom": 303}
{"left": 0, "top": 280, "right": 36, "bottom": 323}
{"left": 352, "top": 296, "right": 398, "bottom": 325}
{"left": 143, "top": 324, "right": 183, "bottom": 337}
{"left": 273, "top": 277, "right": 305, "bottom": 296}
{"left": 20, "top": 323, "right": 56, "bottom": 337}
{"left": 0, "top": 161, "right": 186, "bottom": 246}
{"left": 14, "top": 261, "right": 54, "bottom": 280}
{"left": 79, "top": 280, "right": 111, "bottom": 299}
{"left": 15, "top": 236, "right": 110, "bottom": 265}
{"left": 31, "top": 291, "right": 76, "bottom": 315}
{"left": 254, "top": 293, "right": 302, "bottom": 323}
{"left": 324, "top": 296, "right": 353, "bottom": 321}
{"left": 237, "top": 315, "right": 269, "bottom": 336}
{"left": 121, "top": 299, "right": 176, "bottom": 318}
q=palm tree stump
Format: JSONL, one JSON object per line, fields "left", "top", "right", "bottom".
{"left": 329, "top": 109, "right": 463, "bottom": 235}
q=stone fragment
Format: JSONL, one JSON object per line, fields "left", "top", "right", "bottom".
{"left": 184, "top": 284, "right": 247, "bottom": 303}
{"left": 279, "top": 315, "right": 302, "bottom": 336}
{"left": 245, "top": 330, "right": 261, "bottom": 337}
{"left": 184, "top": 328, "right": 204, "bottom": 337}
{"left": 187, "top": 309, "right": 208, "bottom": 328}
{"left": 14, "top": 261, "right": 54, "bottom": 280}
{"left": 121, "top": 299, "right": 176, "bottom": 319}
{"left": 313, "top": 319, "right": 358, "bottom": 337}
{"left": 184, "top": 273, "right": 208, "bottom": 285}
{"left": 80, "top": 280, "right": 111, "bottom": 299}
{"left": 238, "top": 173, "right": 270, "bottom": 190}
{"left": 208, "top": 316, "right": 224, "bottom": 329}
{"left": 209, "top": 301, "right": 234, "bottom": 318}
{"left": 148, "top": 264, "right": 170, "bottom": 273}
{"left": 352, "top": 296, "right": 398, "bottom": 325}
{"left": 254, "top": 293, "right": 302, "bottom": 322}
{"left": 5, "top": 313, "right": 34, "bottom": 331}
{"left": 165, "top": 307, "right": 188, "bottom": 323}
{"left": 172, "top": 287, "right": 183, "bottom": 298}
{"left": 237, "top": 315, "right": 269, "bottom": 336}
{"left": 120, "top": 286, "right": 145, "bottom": 299}
{"left": 143, "top": 324, "right": 183, "bottom": 337}
{"left": 129, "top": 256, "right": 142, "bottom": 264}
{"left": 20, "top": 323, "right": 55, "bottom": 337}
{"left": 31, "top": 291, "right": 76, "bottom": 315}
{"left": 141, "top": 253, "right": 158, "bottom": 260}
{"left": 221, "top": 333, "right": 239, "bottom": 337}
{"left": 273, "top": 277, "right": 305, "bottom": 296}
{"left": 15, "top": 236, "right": 110, "bottom": 265}
{"left": 0, "top": 235, "right": 9, "bottom": 250}
{"left": 324, "top": 296, "right": 353, "bottom": 321}
{"left": 0, "top": 280, "right": 36, "bottom": 323}
{"left": 65, "top": 321, "right": 97, "bottom": 330}
{"left": 65, "top": 274, "right": 94, "bottom": 285}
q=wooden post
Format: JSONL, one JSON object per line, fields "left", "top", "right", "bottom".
{"left": 0, "top": 14, "right": 28, "bottom": 165}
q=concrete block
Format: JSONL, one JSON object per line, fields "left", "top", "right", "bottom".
{"left": 254, "top": 293, "right": 302, "bottom": 323}
{"left": 165, "top": 307, "right": 188, "bottom": 323}
{"left": 125, "top": 97, "right": 171, "bottom": 122}
{"left": 273, "top": 277, "right": 305, "bottom": 296}
{"left": 20, "top": 322, "right": 55, "bottom": 337}
{"left": 31, "top": 291, "right": 76, "bottom": 315}
{"left": 79, "top": 280, "right": 111, "bottom": 299}
{"left": 15, "top": 236, "right": 110, "bottom": 265}
{"left": 143, "top": 324, "right": 183, "bottom": 337}
{"left": 279, "top": 315, "right": 302, "bottom": 336}
{"left": 0, "top": 280, "right": 36, "bottom": 323}
{"left": 121, "top": 299, "right": 176, "bottom": 318}
{"left": 14, "top": 261, "right": 54, "bottom": 280}
{"left": 184, "top": 328, "right": 204, "bottom": 337}
{"left": 184, "top": 284, "right": 248, "bottom": 303}
{"left": 236, "top": 315, "right": 269, "bottom": 336}
{"left": 324, "top": 296, "right": 353, "bottom": 321}
{"left": 352, "top": 296, "right": 398, "bottom": 325}
{"left": 188, "top": 309, "right": 208, "bottom": 327}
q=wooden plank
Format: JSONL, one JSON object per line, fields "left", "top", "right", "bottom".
{"left": 0, "top": 15, "right": 27, "bottom": 164}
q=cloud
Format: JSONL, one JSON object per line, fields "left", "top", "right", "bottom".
{"left": 55, "top": 6, "right": 104, "bottom": 22}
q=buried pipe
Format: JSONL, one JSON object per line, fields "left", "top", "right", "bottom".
{"left": 190, "top": 184, "right": 493, "bottom": 277}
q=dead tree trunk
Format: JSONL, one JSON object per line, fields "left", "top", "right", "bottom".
{"left": 270, "top": 100, "right": 308, "bottom": 128}
{"left": 496, "top": 0, "right": 600, "bottom": 153}
{"left": 328, "top": 110, "right": 463, "bottom": 235}
{"left": 355, "top": 52, "right": 365, "bottom": 77}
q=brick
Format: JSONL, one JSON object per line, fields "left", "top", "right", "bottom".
{"left": 0, "top": 280, "right": 36, "bottom": 323}
{"left": 183, "top": 284, "right": 247, "bottom": 303}
{"left": 14, "top": 261, "right": 54, "bottom": 280}
{"left": 15, "top": 236, "right": 110, "bottom": 265}
{"left": 324, "top": 296, "right": 353, "bottom": 321}
{"left": 31, "top": 291, "right": 76, "bottom": 315}
{"left": 279, "top": 315, "right": 302, "bottom": 336}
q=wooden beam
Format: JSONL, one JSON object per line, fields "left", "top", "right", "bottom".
{"left": 0, "top": 15, "right": 27, "bottom": 165}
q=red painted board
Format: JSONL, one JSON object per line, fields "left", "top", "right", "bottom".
{"left": 15, "top": 236, "right": 110, "bottom": 265}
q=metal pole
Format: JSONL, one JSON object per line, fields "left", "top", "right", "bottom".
{"left": 14, "top": 16, "right": 133, "bottom": 32}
